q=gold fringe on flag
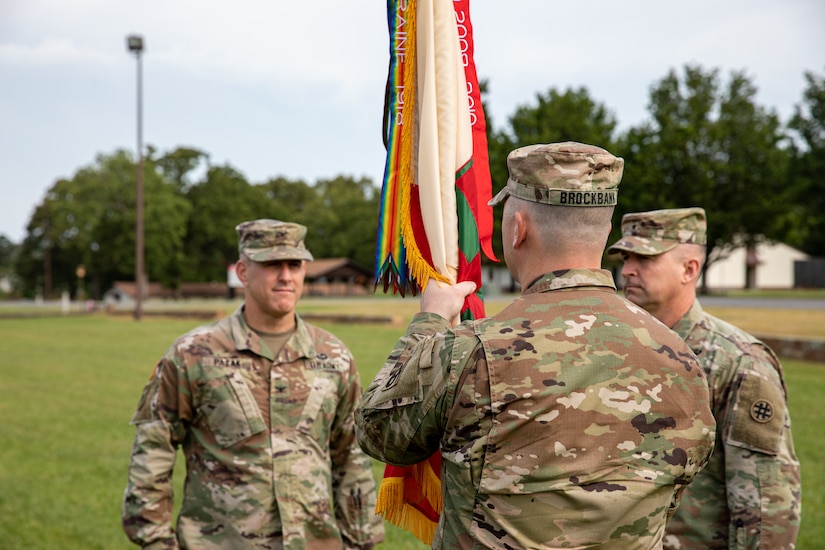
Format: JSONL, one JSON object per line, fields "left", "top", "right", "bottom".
{"left": 375, "top": 458, "right": 443, "bottom": 544}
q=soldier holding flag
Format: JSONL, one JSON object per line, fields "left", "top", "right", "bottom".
{"left": 356, "top": 142, "right": 717, "bottom": 548}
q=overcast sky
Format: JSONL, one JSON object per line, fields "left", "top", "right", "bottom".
{"left": 1, "top": 0, "right": 823, "bottom": 243}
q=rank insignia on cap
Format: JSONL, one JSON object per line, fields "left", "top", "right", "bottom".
{"left": 750, "top": 399, "right": 774, "bottom": 423}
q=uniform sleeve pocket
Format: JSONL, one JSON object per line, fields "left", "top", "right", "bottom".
{"left": 203, "top": 370, "right": 266, "bottom": 448}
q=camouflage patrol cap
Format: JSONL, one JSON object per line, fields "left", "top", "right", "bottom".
{"left": 235, "top": 219, "right": 314, "bottom": 262}
{"left": 488, "top": 141, "right": 624, "bottom": 207}
{"left": 607, "top": 207, "right": 707, "bottom": 256}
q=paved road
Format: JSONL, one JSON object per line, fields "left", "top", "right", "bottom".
{"left": 698, "top": 296, "right": 825, "bottom": 310}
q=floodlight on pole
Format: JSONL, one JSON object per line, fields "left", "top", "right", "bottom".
{"left": 126, "top": 34, "right": 145, "bottom": 320}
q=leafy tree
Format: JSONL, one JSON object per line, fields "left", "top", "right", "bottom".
{"left": 182, "top": 164, "right": 270, "bottom": 282}
{"left": 485, "top": 86, "right": 619, "bottom": 260}
{"left": 309, "top": 176, "right": 380, "bottom": 269}
{"left": 0, "top": 235, "right": 16, "bottom": 266}
{"left": 787, "top": 68, "right": 825, "bottom": 256}
{"left": 259, "top": 175, "right": 379, "bottom": 269}
{"left": 615, "top": 64, "right": 791, "bottom": 291}
{"left": 15, "top": 149, "right": 191, "bottom": 298}
{"left": 507, "top": 86, "right": 619, "bottom": 149}
{"left": 16, "top": 190, "right": 62, "bottom": 299}
{"left": 154, "top": 146, "right": 210, "bottom": 193}
{"left": 141, "top": 159, "right": 193, "bottom": 289}
{"left": 72, "top": 151, "right": 191, "bottom": 294}
{"left": 259, "top": 176, "right": 319, "bottom": 226}
{"left": 0, "top": 235, "right": 19, "bottom": 296}
{"left": 16, "top": 159, "right": 120, "bottom": 299}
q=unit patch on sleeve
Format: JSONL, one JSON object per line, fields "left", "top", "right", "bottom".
{"left": 749, "top": 399, "right": 774, "bottom": 423}
{"left": 726, "top": 371, "right": 785, "bottom": 455}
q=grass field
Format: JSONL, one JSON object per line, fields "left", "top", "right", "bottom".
{"left": 0, "top": 297, "right": 822, "bottom": 549}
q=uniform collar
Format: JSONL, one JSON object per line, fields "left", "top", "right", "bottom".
{"left": 523, "top": 268, "right": 617, "bottom": 295}
{"left": 228, "top": 305, "right": 316, "bottom": 361}
{"left": 671, "top": 300, "right": 705, "bottom": 340}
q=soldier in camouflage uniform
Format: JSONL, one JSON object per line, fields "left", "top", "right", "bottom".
{"left": 355, "top": 143, "right": 717, "bottom": 549}
{"left": 608, "top": 207, "right": 801, "bottom": 549}
{"left": 122, "top": 219, "right": 384, "bottom": 549}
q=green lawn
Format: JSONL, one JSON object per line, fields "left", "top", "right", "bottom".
{"left": 0, "top": 305, "right": 821, "bottom": 549}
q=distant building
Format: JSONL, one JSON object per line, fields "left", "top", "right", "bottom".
{"left": 704, "top": 241, "right": 809, "bottom": 290}
{"left": 104, "top": 281, "right": 162, "bottom": 305}
{"left": 303, "top": 258, "right": 373, "bottom": 296}
{"left": 794, "top": 258, "right": 825, "bottom": 288}
{"left": 0, "top": 274, "right": 13, "bottom": 294}
{"left": 104, "top": 257, "right": 375, "bottom": 304}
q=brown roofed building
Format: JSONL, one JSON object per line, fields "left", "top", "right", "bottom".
{"left": 104, "top": 257, "right": 375, "bottom": 304}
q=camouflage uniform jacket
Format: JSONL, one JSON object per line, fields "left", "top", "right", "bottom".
{"left": 356, "top": 269, "right": 716, "bottom": 549}
{"left": 664, "top": 300, "right": 801, "bottom": 549}
{"left": 122, "top": 305, "right": 384, "bottom": 550}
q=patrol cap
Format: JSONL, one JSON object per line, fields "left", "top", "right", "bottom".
{"left": 488, "top": 141, "right": 624, "bottom": 207}
{"left": 236, "top": 219, "right": 314, "bottom": 262}
{"left": 607, "top": 207, "right": 707, "bottom": 256}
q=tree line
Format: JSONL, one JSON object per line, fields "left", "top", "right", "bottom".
{"left": 2, "top": 63, "right": 823, "bottom": 300}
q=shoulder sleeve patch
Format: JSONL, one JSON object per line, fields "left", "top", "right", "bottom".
{"left": 725, "top": 370, "right": 786, "bottom": 455}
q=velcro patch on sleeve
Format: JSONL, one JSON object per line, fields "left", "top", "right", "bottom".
{"left": 130, "top": 376, "right": 159, "bottom": 424}
{"left": 361, "top": 349, "right": 432, "bottom": 411}
{"left": 726, "top": 371, "right": 785, "bottom": 455}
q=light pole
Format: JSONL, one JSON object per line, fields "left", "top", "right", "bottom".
{"left": 126, "top": 34, "right": 144, "bottom": 320}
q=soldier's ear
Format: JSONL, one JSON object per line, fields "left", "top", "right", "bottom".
{"left": 512, "top": 210, "right": 528, "bottom": 249}
{"left": 682, "top": 256, "right": 702, "bottom": 284}
{"left": 236, "top": 259, "right": 249, "bottom": 286}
